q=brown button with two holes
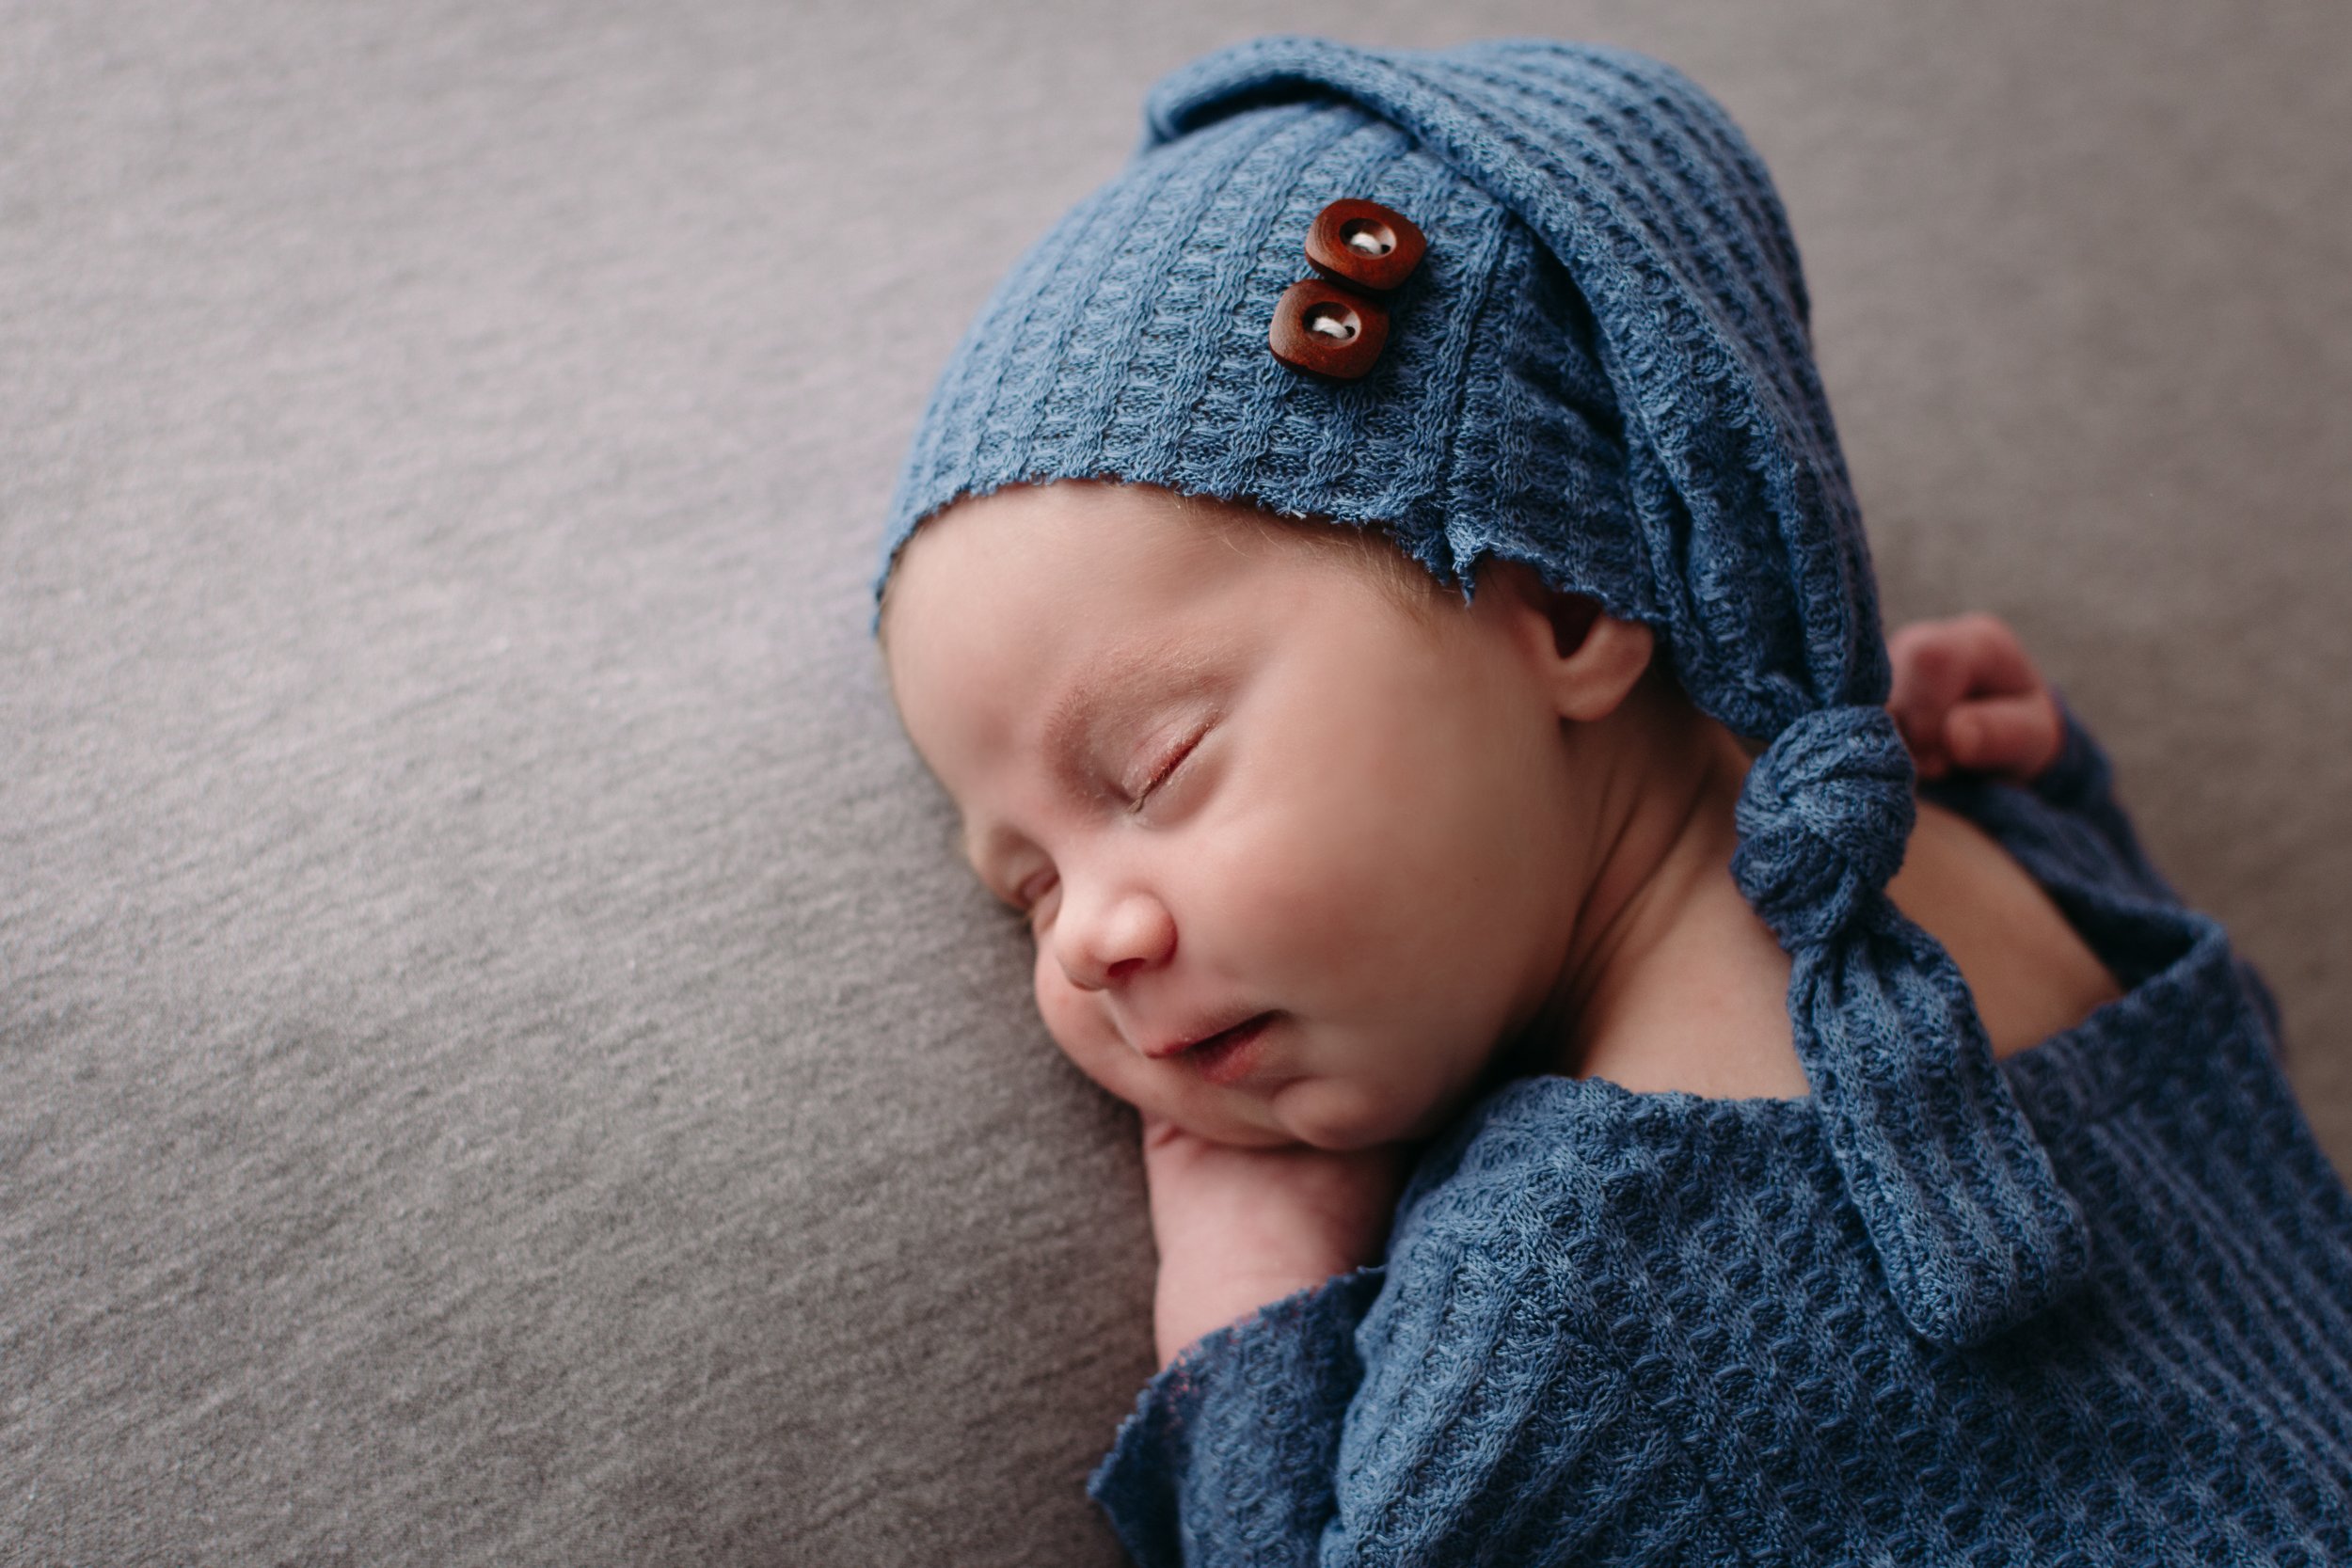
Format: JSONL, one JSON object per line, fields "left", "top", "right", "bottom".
{"left": 1269, "top": 198, "right": 1424, "bottom": 381}
{"left": 1303, "top": 198, "right": 1426, "bottom": 294}
{"left": 1268, "top": 277, "right": 1391, "bottom": 381}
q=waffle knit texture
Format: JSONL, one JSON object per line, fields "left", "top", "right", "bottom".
{"left": 1089, "top": 711, "right": 2352, "bottom": 1565}
{"left": 880, "top": 37, "right": 2094, "bottom": 1348}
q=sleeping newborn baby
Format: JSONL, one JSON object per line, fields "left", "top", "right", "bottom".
{"left": 886, "top": 483, "right": 2112, "bottom": 1333}
{"left": 876, "top": 37, "right": 2352, "bottom": 1565}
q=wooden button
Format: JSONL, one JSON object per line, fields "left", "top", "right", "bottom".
{"left": 1267, "top": 277, "right": 1390, "bottom": 381}
{"left": 1303, "top": 198, "right": 1425, "bottom": 294}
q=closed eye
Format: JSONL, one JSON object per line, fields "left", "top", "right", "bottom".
{"left": 1130, "top": 723, "right": 1208, "bottom": 811}
{"left": 1016, "top": 869, "right": 1059, "bottom": 930}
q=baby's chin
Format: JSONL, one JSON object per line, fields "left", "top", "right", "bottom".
{"left": 1162, "top": 1085, "right": 1429, "bottom": 1153}
{"left": 1144, "top": 1101, "right": 1306, "bottom": 1150}
{"left": 1273, "top": 1079, "right": 1460, "bottom": 1151}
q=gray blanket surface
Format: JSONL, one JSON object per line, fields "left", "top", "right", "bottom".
{"left": 6, "top": 1, "right": 2346, "bottom": 1562}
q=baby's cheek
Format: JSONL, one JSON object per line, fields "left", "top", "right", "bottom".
{"left": 1209, "top": 796, "right": 1426, "bottom": 971}
{"left": 1031, "top": 958, "right": 1087, "bottom": 1055}
{"left": 1034, "top": 959, "right": 1136, "bottom": 1095}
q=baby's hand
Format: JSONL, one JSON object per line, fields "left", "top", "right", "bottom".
{"left": 1886, "top": 613, "right": 2066, "bottom": 784}
{"left": 1139, "top": 1117, "right": 1406, "bottom": 1369}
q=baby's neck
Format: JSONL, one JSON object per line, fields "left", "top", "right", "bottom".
{"left": 1505, "top": 685, "right": 2122, "bottom": 1101}
{"left": 1531, "top": 688, "right": 1801, "bottom": 1094}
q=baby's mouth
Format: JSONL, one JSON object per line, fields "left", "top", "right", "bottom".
{"left": 1183, "top": 1012, "right": 1278, "bottom": 1085}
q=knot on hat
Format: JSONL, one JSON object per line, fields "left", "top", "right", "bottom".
{"left": 1732, "top": 705, "right": 1915, "bottom": 949}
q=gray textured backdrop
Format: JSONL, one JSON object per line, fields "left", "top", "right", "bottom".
{"left": 4, "top": 1, "right": 2347, "bottom": 1563}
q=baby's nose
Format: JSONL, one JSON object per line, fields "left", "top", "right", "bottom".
{"left": 1055, "top": 886, "right": 1175, "bottom": 991}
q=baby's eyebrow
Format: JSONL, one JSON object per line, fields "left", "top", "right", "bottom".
{"left": 1039, "top": 640, "right": 1220, "bottom": 784}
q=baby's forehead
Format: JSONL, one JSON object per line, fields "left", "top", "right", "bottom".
{"left": 885, "top": 481, "right": 1454, "bottom": 737}
{"left": 905, "top": 480, "right": 1451, "bottom": 622}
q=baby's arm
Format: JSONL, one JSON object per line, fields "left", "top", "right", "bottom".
{"left": 1141, "top": 1117, "right": 1404, "bottom": 1367}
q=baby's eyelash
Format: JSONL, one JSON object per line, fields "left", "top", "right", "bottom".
{"left": 1016, "top": 871, "right": 1057, "bottom": 927}
{"left": 1130, "top": 724, "right": 1207, "bottom": 809}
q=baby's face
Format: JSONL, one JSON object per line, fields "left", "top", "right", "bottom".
{"left": 883, "top": 482, "right": 1600, "bottom": 1150}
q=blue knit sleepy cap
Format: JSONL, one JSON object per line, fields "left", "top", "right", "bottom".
{"left": 880, "top": 37, "right": 2089, "bottom": 1348}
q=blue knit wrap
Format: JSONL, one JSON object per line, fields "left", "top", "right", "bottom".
{"left": 879, "top": 37, "right": 2088, "bottom": 1346}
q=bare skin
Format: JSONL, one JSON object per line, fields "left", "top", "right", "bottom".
{"left": 1541, "top": 658, "right": 2122, "bottom": 1102}
{"left": 882, "top": 483, "right": 2122, "bottom": 1366}
{"left": 1139, "top": 626, "right": 2122, "bottom": 1364}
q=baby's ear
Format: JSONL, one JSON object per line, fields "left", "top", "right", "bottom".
{"left": 1485, "top": 562, "right": 1655, "bottom": 723}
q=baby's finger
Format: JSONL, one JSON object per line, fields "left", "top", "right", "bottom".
{"left": 1946, "top": 690, "right": 2065, "bottom": 781}
{"left": 1886, "top": 626, "right": 1971, "bottom": 776}
{"left": 1887, "top": 624, "right": 1967, "bottom": 718}
{"left": 1939, "top": 612, "right": 2043, "bottom": 701}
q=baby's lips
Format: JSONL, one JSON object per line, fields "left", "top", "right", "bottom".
{"left": 1185, "top": 1014, "right": 1278, "bottom": 1087}
{"left": 1143, "top": 1007, "right": 1274, "bottom": 1061}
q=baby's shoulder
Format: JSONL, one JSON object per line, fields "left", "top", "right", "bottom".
{"left": 1575, "top": 793, "right": 2127, "bottom": 1102}
{"left": 1891, "top": 798, "right": 2126, "bottom": 1060}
